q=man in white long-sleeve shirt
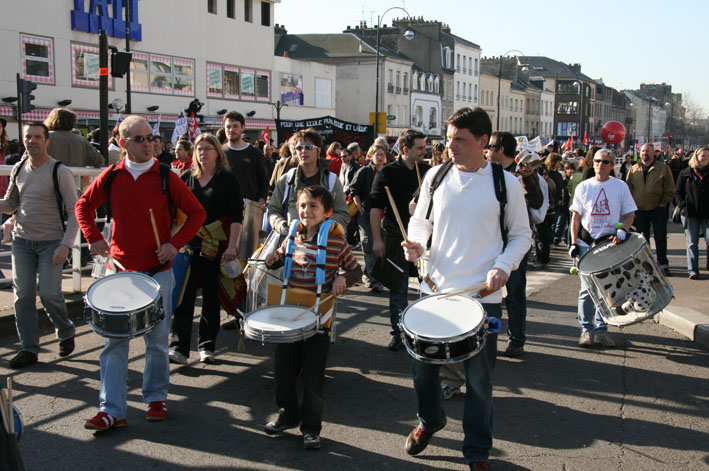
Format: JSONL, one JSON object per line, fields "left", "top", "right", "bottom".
{"left": 401, "top": 107, "right": 532, "bottom": 470}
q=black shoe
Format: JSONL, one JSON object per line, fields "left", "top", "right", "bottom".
{"left": 370, "top": 281, "right": 385, "bottom": 293}
{"left": 264, "top": 415, "right": 299, "bottom": 435}
{"left": 504, "top": 344, "right": 524, "bottom": 358}
{"left": 663, "top": 267, "right": 671, "bottom": 277}
{"left": 59, "top": 336, "right": 75, "bottom": 357}
{"left": 405, "top": 425, "right": 435, "bottom": 455}
{"left": 388, "top": 336, "right": 404, "bottom": 351}
{"left": 9, "top": 350, "right": 38, "bottom": 369}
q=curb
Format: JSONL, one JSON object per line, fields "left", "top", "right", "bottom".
{"left": 655, "top": 306, "right": 709, "bottom": 351}
{"left": 0, "top": 296, "right": 86, "bottom": 338}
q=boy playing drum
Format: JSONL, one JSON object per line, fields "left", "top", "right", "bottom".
{"left": 263, "top": 185, "right": 361, "bottom": 449}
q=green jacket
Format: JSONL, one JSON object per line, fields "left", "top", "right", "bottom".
{"left": 268, "top": 160, "right": 350, "bottom": 234}
{"left": 626, "top": 159, "right": 675, "bottom": 210}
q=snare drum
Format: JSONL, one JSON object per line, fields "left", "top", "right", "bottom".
{"left": 577, "top": 232, "right": 673, "bottom": 326}
{"left": 242, "top": 305, "right": 318, "bottom": 344}
{"left": 400, "top": 294, "right": 489, "bottom": 364}
{"left": 84, "top": 272, "right": 164, "bottom": 338}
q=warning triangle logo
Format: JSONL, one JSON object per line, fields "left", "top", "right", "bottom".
{"left": 591, "top": 189, "right": 611, "bottom": 216}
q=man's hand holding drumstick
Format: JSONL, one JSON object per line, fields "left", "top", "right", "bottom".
{"left": 150, "top": 208, "right": 177, "bottom": 264}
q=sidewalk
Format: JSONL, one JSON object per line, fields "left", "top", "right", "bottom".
{"left": 0, "top": 225, "right": 706, "bottom": 349}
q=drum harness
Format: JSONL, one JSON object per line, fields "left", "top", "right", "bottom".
{"left": 281, "top": 219, "right": 335, "bottom": 332}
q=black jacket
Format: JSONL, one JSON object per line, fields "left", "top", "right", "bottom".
{"left": 675, "top": 166, "right": 709, "bottom": 219}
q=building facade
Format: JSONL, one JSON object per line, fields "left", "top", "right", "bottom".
{"left": 452, "top": 35, "right": 481, "bottom": 116}
{"left": 0, "top": 0, "right": 337, "bottom": 142}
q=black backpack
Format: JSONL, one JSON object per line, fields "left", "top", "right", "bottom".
{"left": 424, "top": 159, "right": 508, "bottom": 247}
{"left": 102, "top": 162, "right": 174, "bottom": 222}
{"left": 10, "top": 156, "right": 67, "bottom": 231}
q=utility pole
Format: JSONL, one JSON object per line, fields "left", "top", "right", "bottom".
{"left": 124, "top": 0, "right": 132, "bottom": 114}
{"left": 99, "top": 30, "right": 109, "bottom": 164}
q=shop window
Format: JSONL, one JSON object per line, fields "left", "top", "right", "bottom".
{"left": 20, "top": 34, "right": 54, "bottom": 84}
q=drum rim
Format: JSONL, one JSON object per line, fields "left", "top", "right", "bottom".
{"left": 86, "top": 271, "right": 161, "bottom": 297}
{"left": 577, "top": 233, "right": 647, "bottom": 275}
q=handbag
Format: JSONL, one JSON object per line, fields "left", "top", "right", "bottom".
{"left": 671, "top": 205, "right": 682, "bottom": 224}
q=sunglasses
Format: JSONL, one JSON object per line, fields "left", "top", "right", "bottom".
{"left": 593, "top": 159, "right": 612, "bottom": 165}
{"left": 126, "top": 134, "right": 158, "bottom": 143}
{"left": 295, "top": 144, "right": 316, "bottom": 151}
{"left": 485, "top": 144, "right": 501, "bottom": 150}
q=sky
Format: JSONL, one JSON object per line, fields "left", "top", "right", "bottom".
{"left": 275, "top": 0, "right": 709, "bottom": 114}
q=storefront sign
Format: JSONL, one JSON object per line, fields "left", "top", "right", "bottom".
{"left": 71, "top": 0, "right": 142, "bottom": 41}
{"left": 276, "top": 116, "right": 373, "bottom": 148}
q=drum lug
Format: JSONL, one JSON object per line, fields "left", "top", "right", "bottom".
{"left": 444, "top": 343, "right": 450, "bottom": 360}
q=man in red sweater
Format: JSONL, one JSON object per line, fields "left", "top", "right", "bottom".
{"left": 76, "top": 116, "right": 205, "bottom": 431}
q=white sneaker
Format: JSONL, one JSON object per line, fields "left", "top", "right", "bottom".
{"left": 594, "top": 333, "right": 615, "bottom": 347}
{"left": 441, "top": 383, "right": 460, "bottom": 400}
{"left": 168, "top": 348, "right": 188, "bottom": 365}
{"left": 578, "top": 331, "right": 593, "bottom": 347}
{"left": 199, "top": 350, "right": 215, "bottom": 364}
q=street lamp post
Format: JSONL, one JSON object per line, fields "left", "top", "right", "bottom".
{"left": 573, "top": 80, "right": 583, "bottom": 147}
{"left": 374, "top": 7, "right": 414, "bottom": 136}
{"left": 496, "top": 49, "right": 526, "bottom": 131}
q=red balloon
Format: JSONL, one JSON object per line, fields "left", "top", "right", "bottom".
{"left": 601, "top": 121, "right": 626, "bottom": 144}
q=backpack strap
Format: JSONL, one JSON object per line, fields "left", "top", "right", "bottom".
{"left": 491, "top": 162, "right": 508, "bottom": 248}
{"left": 103, "top": 162, "right": 172, "bottom": 223}
{"left": 52, "top": 161, "right": 67, "bottom": 232}
{"left": 9, "top": 155, "right": 29, "bottom": 191}
{"left": 425, "top": 159, "right": 454, "bottom": 220}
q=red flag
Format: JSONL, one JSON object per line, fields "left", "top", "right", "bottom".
{"left": 562, "top": 136, "right": 573, "bottom": 151}
{"left": 189, "top": 112, "right": 201, "bottom": 138}
{"left": 583, "top": 131, "right": 588, "bottom": 146}
{"left": 260, "top": 127, "right": 270, "bottom": 145}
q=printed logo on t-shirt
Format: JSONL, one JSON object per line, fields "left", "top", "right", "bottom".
{"left": 589, "top": 188, "right": 611, "bottom": 232}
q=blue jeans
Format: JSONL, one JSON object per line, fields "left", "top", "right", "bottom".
{"left": 635, "top": 206, "right": 669, "bottom": 267}
{"left": 682, "top": 216, "right": 709, "bottom": 273}
{"left": 504, "top": 250, "right": 529, "bottom": 347}
{"left": 411, "top": 303, "right": 500, "bottom": 463}
{"left": 577, "top": 245, "right": 607, "bottom": 334}
{"left": 12, "top": 238, "right": 75, "bottom": 354}
{"left": 389, "top": 262, "right": 410, "bottom": 336}
{"left": 99, "top": 269, "right": 174, "bottom": 419}
{"left": 553, "top": 206, "right": 569, "bottom": 242}
{"left": 358, "top": 209, "right": 378, "bottom": 281}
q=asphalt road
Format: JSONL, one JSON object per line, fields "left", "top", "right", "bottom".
{"left": 1, "top": 252, "right": 708, "bottom": 470}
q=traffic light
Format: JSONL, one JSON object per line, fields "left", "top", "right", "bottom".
{"left": 110, "top": 51, "right": 132, "bottom": 78}
{"left": 668, "top": 135, "right": 673, "bottom": 144}
{"left": 19, "top": 79, "right": 37, "bottom": 114}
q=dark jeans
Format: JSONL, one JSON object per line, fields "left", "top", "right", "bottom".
{"left": 635, "top": 206, "right": 669, "bottom": 267}
{"left": 534, "top": 211, "right": 555, "bottom": 264}
{"left": 389, "top": 262, "right": 411, "bottom": 336}
{"left": 274, "top": 331, "right": 330, "bottom": 434}
{"left": 504, "top": 250, "right": 529, "bottom": 347}
{"left": 553, "top": 206, "right": 569, "bottom": 243}
{"left": 170, "top": 249, "right": 221, "bottom": 356}
{"left": 411, "top": 303, "right": 501, "bottom": 463}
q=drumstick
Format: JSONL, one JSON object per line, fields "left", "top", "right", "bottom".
{"left": 0, "top": 389, "right": 9, "bottom": 434}
{"left": 109, "top": 256, "right": 126, "bottom": 272}
{"left": 384, "top": 186, "right": 408, "bottom": 242}
{"left": 293, "top": 294, "right": 335, "bottom": 321}
{"left": 436, "top": 284, "right": 489, "bottom": 300}
{"left": 414, "top": 161, "right": 422, "bottom": 188}
{"left": 149, "top": 208, "right": 161, "bottom": 249}
{"left": 6, "top": 378, "right": 13, "bottom": 435}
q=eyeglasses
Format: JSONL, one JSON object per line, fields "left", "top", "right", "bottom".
{"left": 126, "top": 134, "right": 157, "bottom": 143}
{"left": 593, "top": 159, "right": 612, "bottom": 165}
{"left": 485, "top": 144, "right": 501, "bottom": 150}
{"left": 295, "top": 144, "right": 316, "bottom": 151}
{"left": 196, "top": 146, "right": 216, "bottom": 152}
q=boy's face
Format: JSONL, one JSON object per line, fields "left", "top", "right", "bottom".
{"left": 298, "top": 193, "right": 330, "bottom": 229}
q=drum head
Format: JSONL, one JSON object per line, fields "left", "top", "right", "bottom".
{"left": 244, "top": 306, "right": 317, "bottom": 332}
{"left": 87, "top": 272, "right": 161, "bottom": 312}
{"left": 578, "top": 232, "right": 645, "bottom": 274}
{"left": 221, "top": 258, "right": 245, "bottom": 278}
{"left": 402, "top": 295, "right": 484, "bottom": 339}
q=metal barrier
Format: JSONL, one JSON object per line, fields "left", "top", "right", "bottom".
{"left": 0, "top": 165, "right": 105, "bottom": 292}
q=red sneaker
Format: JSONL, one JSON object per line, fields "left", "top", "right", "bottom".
{"left": 146, "top": 401, "right": 167, "bottom": 421}
{"left": 84, "top": 411, "right": 127, "bottom": 431}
